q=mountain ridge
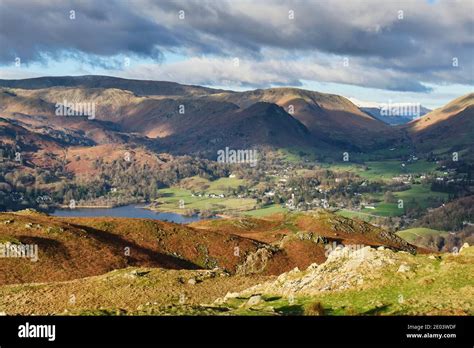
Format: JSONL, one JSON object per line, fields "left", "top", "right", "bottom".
{"left": 0, "top": 76, "right": 471, "bottom": 157}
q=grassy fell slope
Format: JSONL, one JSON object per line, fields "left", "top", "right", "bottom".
{"left": 1, "top": 244, "right": 471, "bottom": 316}
{"left": 0, "top": 267, "right": 268, "bottom": 315}
{"left": 405, "top": 93, "right": 474, "bottom": 156}
{"left": 0, "top": 210, "right": 420, "bottom": 286}
{"left": 191, "top": 210, "right": 420, "bottom": 271}
{"left": 0, "top": 210, "right": 285, "bottom": 285}
{"left": 2, "top": 76, "right": 471, "bottom": 156}
{"left": 0, "top": 209, "right": 466, "bottom": 316}
{"left": 209, "top": 87, "right": 397, "bottom": 149}
{"left": 0, "top": 86, "right": 317, "bottom": 153}
{"left": 214, "top": 244, "right": 474, "bottom": 316}
{"left": 0, "top": 77, "right": 400, "bottom": 153}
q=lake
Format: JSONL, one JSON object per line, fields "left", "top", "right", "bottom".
{"left": 52, "top": 204, "right": 204, "bottom": 224}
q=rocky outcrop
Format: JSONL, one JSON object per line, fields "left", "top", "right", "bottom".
{"left": 236, "top": 247, "right": 274, "bottom": 275}
{"left": 235, "top": 246, "right": 404, "bottom": 296}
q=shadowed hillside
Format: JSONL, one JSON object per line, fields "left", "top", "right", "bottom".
{"left": 0, "top": 76, "right": 400, "bottom": 153}
{"left": 0, "top": 210, "right": 420, "bottom": 285}
{"left": 405, "top": 93, "right": 474, "bottom": 157}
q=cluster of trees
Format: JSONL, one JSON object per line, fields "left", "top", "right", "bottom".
{"left": 89, "top": 156, "right": 229, "bottom": 201}
{"left": 413, "top": 195, "right": 473, "bottom": 231}
{"left": 413, "top": 227, "right": 474, "bottom": 252}
{"left": 0, "top": 143, "right": 61, "bottom": 211}
{"left": 0, "top": 147, "right": 234, "bottom": 211}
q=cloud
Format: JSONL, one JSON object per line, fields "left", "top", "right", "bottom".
{"left": 0, "top": 0, "right": 472, "bottom": 91}
{"left": 0, "top": 0, "right": 176, "bottom": 64}
{"left": 117, "top": 55, "right": 433, "bottom": 92}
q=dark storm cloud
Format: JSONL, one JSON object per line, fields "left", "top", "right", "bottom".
{"left": 147, "top": 0, "right": 473, "bottom": 63}
{"left": 0, "top": 0, "right": 181, "bottom": 64}
{"left": 0, "top": 0, "right": 472, "bottom": 91}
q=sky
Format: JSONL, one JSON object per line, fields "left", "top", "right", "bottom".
{"left": 0, "top": 0, "right": 472, "bottom": 109}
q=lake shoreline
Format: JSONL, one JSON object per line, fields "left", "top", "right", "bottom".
{"left": 57, "top": 201, "right": 146, "bottom": 210}
{"left": 52, "top": 204, "right": 206, "bottom": 224}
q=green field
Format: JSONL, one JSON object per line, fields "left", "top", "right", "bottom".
{"left": 180, "top": 176, "right": 248, "bottom": 194}
{"left": 335, "top": 209, "right": 376, "bottom": 222}
{"left": 393, "top": 184, "right": 448, "bottom": 209}
{"left": 362, "top": 202, "right": 403, "bottom": 217}
{"left": 336, "top": 180, "right": 449, "bottom": 219}
{"left": 277, "top": 147, "right": 319, "bottom": 163}
{"left": 397, "top": 227, "right": 448, "bottom": 243}
{"left": 152, "top": 186, "right": 256, "bottom": 214}
{"left": 244, "top": 204, "right": 287, "bottom": 217}
{"left": 326, "top": 160, "right": 439, "bottom": 181}
{"left": 360, "top": 184, "right": 449, "bottom": 217}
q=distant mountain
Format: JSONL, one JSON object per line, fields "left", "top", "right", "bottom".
{"left": 210, "top": 88, "right": 396, "bottom": 149}
{"left": 0, "top": 76, "right": 396, "bottom": 154}
{"left": 0, "top": 84, "right": 316, "bottom": 154}
{"left": 348, "top": 97, "right": 431, "bottom": 125}
{"left": 0, "top": 75, "right": 223, "bottom": 96}
{"left": 0, "top": 76, "right": 470, "bottom": 158}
